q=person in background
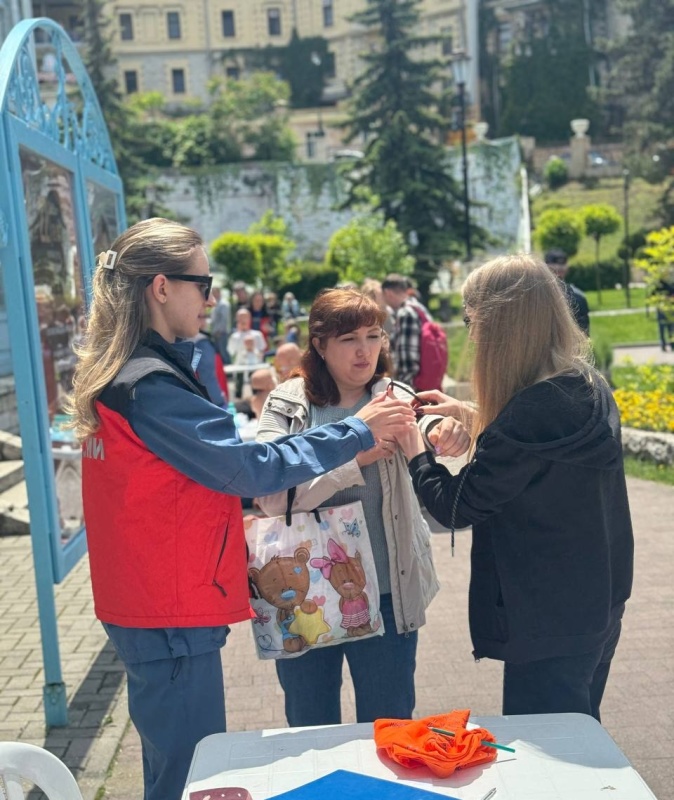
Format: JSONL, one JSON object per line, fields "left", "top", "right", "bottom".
{"left": 362, "top": 277, "right": 395, "bottom": 338}
{"left": 282, "top": 318, "right": 301, "bottom": 346}
{"left": 227, "top": 309, "right": 266, "bottom": 365}
{"left": 68, "top": 218, "right": 416, "bottom": 800}
{"left": 544, "top": 248, "right": 590, "bottom": 335}
{"left": 188, "top": 330, "right": 228, "bottom": 407}
{"left": 382, "top": 273, "right": 433, "bottom": 386}
{"left": 273, "top": 341, "right": 302, "bottom": 383}
{"left": 265, "top": 291, "right": 282, "bottom": 338}
{"left": 256, "top": 288, "right": 451, "bottom": 727}
{"left": 249, "top": 290, "right": 274, "bottom": 345}
{"left": 232, "top": 281, "right": 249, "bottom": 312}
{"left": 208, "top": 286, "right": 231, "bottom": 362}
{"left": 281, "top": 291, "right": 300, "bottom": 320}
{"left": 396, "top": 254, "right": 633, "bottom": 722}
{"left": 234, "top": 368, "right": 278, "bottom": 422}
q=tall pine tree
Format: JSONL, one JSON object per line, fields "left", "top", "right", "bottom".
{"left": 79, "top": 0, "right": 148, "bottom": 221}
{"left": 342, "top": 0, "right": 471, "bottom": 296}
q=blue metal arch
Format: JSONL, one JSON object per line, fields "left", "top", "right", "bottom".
{"left": 0, "top": 17, "right": 118, "bottom": 172}
{"left": 0, "top": 18, "right": 126, "bottom": 726}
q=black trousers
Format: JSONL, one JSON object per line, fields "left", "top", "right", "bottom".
{"left": 502, "top": 616, "right": 622, "bottom": 722}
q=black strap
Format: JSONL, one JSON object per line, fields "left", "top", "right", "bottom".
{"left": 449, "top": 462, "right": 472, "bottom": 557}
{"left": 284, "top": 486, "right": 321, "bottom": 526}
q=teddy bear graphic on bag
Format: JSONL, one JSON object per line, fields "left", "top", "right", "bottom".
{"left": 245, "top": 500, "right": 384, "bottom": 659}
{"left": 311, "top": 538, "right": 374, "bottom": 638}
{"left": 249, "top": 546, "right": 330, "bottom": 654}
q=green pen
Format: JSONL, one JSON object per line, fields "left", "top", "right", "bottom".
{"left": 429, "top": 726, "right": 517, "bottom": 754}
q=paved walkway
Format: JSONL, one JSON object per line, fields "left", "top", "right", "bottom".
{"left": 613, "top": 343, "right": 674, "bottom": 366}
{"left": 1, "top": 477, "right": 672, "bottom": 799}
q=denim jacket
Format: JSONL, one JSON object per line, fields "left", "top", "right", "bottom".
{"left": 255, "top": 377, "right": 440, "bottom": 635}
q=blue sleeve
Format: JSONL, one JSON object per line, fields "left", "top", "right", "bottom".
{"left": 128, "top": 373, "right": 375, "bottom": 496}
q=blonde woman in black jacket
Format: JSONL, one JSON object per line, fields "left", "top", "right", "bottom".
{"left": 396, "top": 254, "right": 634, "bottom": 721}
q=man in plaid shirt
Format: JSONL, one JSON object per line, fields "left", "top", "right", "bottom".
{"left": 382, "top": 274, "right": 432, "bottom": 387}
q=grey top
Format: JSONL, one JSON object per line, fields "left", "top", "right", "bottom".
{"left": 310, "top": 397, "right": 391, "bottom": 594}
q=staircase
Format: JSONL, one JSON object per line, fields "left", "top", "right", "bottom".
{"left": 0, "top": 430, "right": 29, "bottom": 535}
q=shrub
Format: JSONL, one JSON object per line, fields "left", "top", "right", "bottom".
{"left": 210, "top": 232, "right": 262, "bottom": 285}
{"left": 534, "top": 208, "right": 584, "bottom": 257}
{"left": 566, "top": 257, "right": 624, "bottom": 291}
{"left": 278, "top": 261, "right": 341, "bottom": 305}
{"left": 544, "top": 157, "right": 569, "bottom": 189}
{"left": 613, "top": 362, "right": 674, "bottom": 433}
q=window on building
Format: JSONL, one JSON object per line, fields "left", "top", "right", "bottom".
{"left": 119, "top": 13, "right": 133, "bottom": 41}
{"left": 441, "top": 29, "right": 453, "bottom": 56}
{"left": 172, "top": 68, "right": 186, "bottom": 94}
{"left": 124, "top": 70, "right": 138, "bottom": 94}
{"left": 226, "top": 66, "right": 240, "bottom": 79}
{"left": 222, "top": 10, "right": 235, "bottom": 37}
{"left": 267, "top": 8, "right": 281, "bottom": 36}
{"left": 167, "top": 12, "right": 181, "bottom": 40}
{"left": 325, "top": 51, "right": 336, "bottom": 79}
{"left": 322, "top": 0, "right": 334, "bottom": 28}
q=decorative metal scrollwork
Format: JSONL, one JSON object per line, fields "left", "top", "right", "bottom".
{"left": 1, "top": 20, "right": 117, "bottom": 173}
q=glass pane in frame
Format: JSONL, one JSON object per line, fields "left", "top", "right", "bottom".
{"left": 20, "top": 147, "right": 84, "bottom": 542}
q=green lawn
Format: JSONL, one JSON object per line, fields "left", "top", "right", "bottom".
{"left": 590, "top": 311, "right": 660, "bottom": 345}
{"left": 532, "top": 176, "right": 665, "bottom": 263}
{"left": 585, "top": 287, "right": 647, "bottom": 311}
{"left": 624, "top": 456, "right": 674, "bottom": 486}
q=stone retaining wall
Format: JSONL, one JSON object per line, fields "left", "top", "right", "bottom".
{"left": 622, "top": 427, "right": 674, "bottom": 466}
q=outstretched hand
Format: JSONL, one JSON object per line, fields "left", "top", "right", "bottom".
{"left": 355, "top": 392, "right": 415, "bottom": 442}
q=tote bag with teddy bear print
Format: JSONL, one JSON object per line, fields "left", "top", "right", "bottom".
{"left": 245, "top": 490, "right": 384, "bottom": 660}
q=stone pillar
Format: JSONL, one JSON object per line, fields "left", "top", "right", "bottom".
{"left": 569, "top": 118, "right": 590, "bottom": 179}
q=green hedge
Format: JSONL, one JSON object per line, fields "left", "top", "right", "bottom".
{"left": 278, "top": 261, "right": 341, "bottom": 306}
{"left": 567, "top": 258, "right": 625, "bottom": 291}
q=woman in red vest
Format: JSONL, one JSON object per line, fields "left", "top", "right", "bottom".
{"left": 67, "top": 218, "right": 414, "bottom": 800}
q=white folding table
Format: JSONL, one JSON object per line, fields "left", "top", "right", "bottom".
{"left": 182, "top": 713, "right": 657, "bottom": 800}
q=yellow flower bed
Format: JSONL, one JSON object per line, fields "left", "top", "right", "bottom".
{"left": 612, "top": 362, "right": 674, "bottom": 433}
{"left": 614, "top": 388, "right": 674, "bottom": 433}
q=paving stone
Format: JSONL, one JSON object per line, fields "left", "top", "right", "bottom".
{"left": 1, "top": 476, "right": 673, "bottom": 800}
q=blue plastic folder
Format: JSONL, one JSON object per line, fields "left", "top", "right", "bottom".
{"left": 267, "top": 770, "right": 460, "bottom": 800}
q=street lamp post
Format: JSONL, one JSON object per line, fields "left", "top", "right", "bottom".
{"left": 622, "top": 168, "right": 631, "bottom": 308}
{"left": 451, "top": 52, "right": 472, "bottom": 262}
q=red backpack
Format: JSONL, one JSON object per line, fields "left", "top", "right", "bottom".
{"left": 412, "top": 305, "right": 448, "bottom": 391}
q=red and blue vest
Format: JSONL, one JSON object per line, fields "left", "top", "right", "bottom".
{"left": 82, "top": 343, "right": 252, "bottom": 628}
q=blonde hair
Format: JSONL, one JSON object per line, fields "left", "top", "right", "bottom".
{"left": 463, "top": 254, "right": 592, "bottom": 442}
{"left": 66, "top": 218, "right": 204, "bottom": 440}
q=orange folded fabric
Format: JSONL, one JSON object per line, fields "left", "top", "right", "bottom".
{"left": 374, "top": 710, "right": 498, "bottom": 778}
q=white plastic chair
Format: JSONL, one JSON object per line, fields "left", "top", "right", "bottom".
{"left": 0, "top": 742, "right": 83, "bottom": 800}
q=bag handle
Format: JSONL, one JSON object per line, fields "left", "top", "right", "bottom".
{"left": 285, "top": 486, "right": 321, "bottom": 526}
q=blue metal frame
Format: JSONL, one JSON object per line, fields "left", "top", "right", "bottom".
{"left": 0, "top": 18, "right": 126, "bottom": 726}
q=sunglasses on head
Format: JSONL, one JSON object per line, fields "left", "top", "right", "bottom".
{"left": 147, "top": 274, "right": 213, "bottom": 300}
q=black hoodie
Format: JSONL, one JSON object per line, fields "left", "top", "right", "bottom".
{"left": 409, "top": 370, "right": 634, "bottom": 664}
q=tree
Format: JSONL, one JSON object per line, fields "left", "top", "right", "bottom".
{"left": 341, "top": 0, "right": 474, "bottom": 298}
{"left": 248, "top": 212, "right": 296, "bottom": 289}
{"left": 326, "top": 212, "right": 414, "bottom": 285}
{"left": 210, "top": 233, "right": 262, "bottom": 286}
{"left": 79, "top": 0, "right": 150, "bottom": 221}
{"left": 606, "top": 1, "right": 674, "bottom": 157}
{"left": 581, "top": 204, "right": 622, "bottom": 303}
{"left": 635, "top": 226, "right": 674, "bottom": 318}
{"left": 498, "top": 0, "right": 601, "bottom": 142}
{"left": 534, "top": 208, "right": 584, "bottom": 257}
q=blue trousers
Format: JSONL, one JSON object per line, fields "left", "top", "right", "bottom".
{"left": 502, "top": 616, "right": 622, "bottom": 722}
{"left": 125, "top": 650, "right": 226, "bottom": 800}
{"left": 275, "top": 593, "right": 418, "bottom": 726}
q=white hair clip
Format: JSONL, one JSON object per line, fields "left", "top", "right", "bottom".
{"left": 98, "top": 249, "right": 118, "bottom": 270}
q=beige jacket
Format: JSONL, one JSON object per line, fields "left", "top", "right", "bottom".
{"left": 255, "top": 377, "right": 440, "bottom": 634}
